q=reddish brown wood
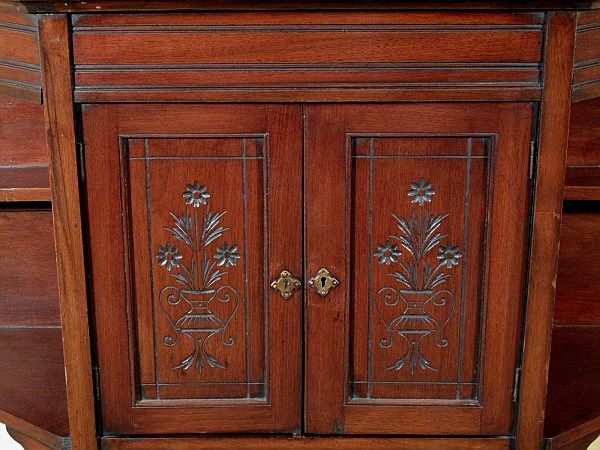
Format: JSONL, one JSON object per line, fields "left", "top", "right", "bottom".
{"left": 564, "top": 97, "right": 600, "bottom": 199}
{"left": 0, "top": 94, "right": 48, "bottom": 166}
{"left": 0, "top": 94, "right": 50, "bottom": 200}
{"left": 71, "top": 12, "right": 543, "bottom": 103}
{"left": 6, "top": 428, "right": 58, "bottom": 450}
{"left": 516, "top": 11, "right": 577, "bottom": 450}
{"left": 564, "top": 167, "right": 600, "bottom": 200}
{"left": 1, "top": 0, "right": 596, "bottom": 14}
{"left": 39, "top": 14, "right": 97, "bottom": 450}
{"left": 554, "top": 202, "right": 600, "bottom": 325}
{"left": 567, "top": 98, "right": 600, "bottom": 167}
{"left": 304, "top": 103, "right": 531, "bottom": 435}
{"left": 546, "top": 416, "right": 600, "bottom": 450}
{"left": 0, "top": 208, "right": 59, "bottom": 326}
{"left": 0, "top": 328, "right": 68, "bottom": 437}
{"left": 0, "top": 11, "right": 41, "bottom": 101}
{"left": 573, "top": 10, "right": 600, "bottom": 102}
{"left": 73, "top": 87, "right": 543, "bottom": 104}
{"left": 0, "top": 173, "right": 50, "bottom": 201}
{"left": 10, "top": 5, "right": 588, "bottom": 447}
{"left": 83, "top": 104, "right": 302, "bottom": 435}
{"left": 101, "top": 436, "right": 511, "bottom": 449}
{"left": 0, "top": 411, "right": 68, "bottom": 450}
{"left": 545, "top": 327, "right": 600, "bottom": 442}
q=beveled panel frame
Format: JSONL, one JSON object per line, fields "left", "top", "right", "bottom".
{"left": 346, "top": 133, "right": 495, "bottom": 405}
{"left": 115, "top": 134, "right": 270, "bottom": 405}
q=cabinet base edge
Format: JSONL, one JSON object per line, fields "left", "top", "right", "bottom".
{"left": 102, "top": 436, "right": 511, "bottom": 449}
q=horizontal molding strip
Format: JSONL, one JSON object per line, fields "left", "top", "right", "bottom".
{"left": 0, "top": 20, "right": 38, "bottom": 34}
{"left": 0, "top": 76, "right": 42, "bottom": 92}
{"left": 75, "top": 62, "right": 542, "bottom": 72}
{"left": 576, "top": 22, "right": 600, "bottom": 32}
{"left": 0, "top": 58, "right": 41, "bottom": 72}
{"left": 75, "top": 81, "right": 542, "bottom": 91}
{"left": 72, "top": 24, "right": 544, "bottom": 33}
{"left": 0, "top": 164, "right": 48, "bottom": 169}
{"left": 574, "top": 58, "right": 600, "bottom": 69}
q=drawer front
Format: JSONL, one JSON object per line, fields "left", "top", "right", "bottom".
{"left": 72, "top": 12, "right": 544, "bottom": 100}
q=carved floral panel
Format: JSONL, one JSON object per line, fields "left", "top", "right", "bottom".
{"left": 349, "top": 135, "right": 492, "bottom": 403}
{"left": 124, "top": 136, "right": 267, "bottom": 402}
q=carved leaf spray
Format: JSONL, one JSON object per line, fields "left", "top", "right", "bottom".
{"left": 374, "top": 177, "right": 462, "bottom": 375}
{"left": 156, "top": 181, "right": 240, "bottom": 372}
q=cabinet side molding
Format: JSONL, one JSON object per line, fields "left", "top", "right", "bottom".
{"left": 39, "top": 14, "right": 98, "bottom": 450}
{"left": 516, "top": 11, "right": 577, "bottom": 449}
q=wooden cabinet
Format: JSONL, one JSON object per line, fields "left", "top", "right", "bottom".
{"left": 0, "top": 4, "right": 588, "bottom": 449}
{"left": 82, "top": 101, "right": 533, "bottom": 437}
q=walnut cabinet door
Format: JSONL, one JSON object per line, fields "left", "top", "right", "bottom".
{"left": 83, "top": 104, "right": 303, "bottom": 434}
{"left": 304, "top": 103, "right": 533, "bottom": 435}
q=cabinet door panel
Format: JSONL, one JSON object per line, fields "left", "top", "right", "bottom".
{"left": 305, "top": 103, "right": 532, "bottom": 435}
{"left": 83, "top": 104, "right": 302, "bottom": 434}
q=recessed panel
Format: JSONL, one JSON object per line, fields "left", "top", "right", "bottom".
{"left": 349, "top": 135, "right": 491, "bottom": 404}
{"left": 124, "top": 136, "right": 267, "bottom": 403}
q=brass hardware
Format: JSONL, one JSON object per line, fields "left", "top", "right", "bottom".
{"left": 271, "top": 270, "right": 301, "bottom": 299}
{"left": 308, "top": 268, "right": 340, "bottom": 297}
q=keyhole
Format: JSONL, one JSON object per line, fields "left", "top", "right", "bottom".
{"left": 284, "top": 280, "right": 289, "bottom": 290}
{"left": 320, "top": 277, "right": 327, "bottom": 288}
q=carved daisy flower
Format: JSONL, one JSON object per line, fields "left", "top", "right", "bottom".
{"left": 407, "top": 177, "right": 435, "bottom": 206}
{"left": 214, "top": 242, "right": 241, "bottom": 267}
{"left": 182, "top": 181, "right": 210, "bottom": 208}
{"left": 156, "top": 243, "right": 183, "bottom": 271}
{"left": 437, "top": 244, "right": 462, "bottom": 268}
{"left": 374, "top": 241, "right": 401, "bottom": 265}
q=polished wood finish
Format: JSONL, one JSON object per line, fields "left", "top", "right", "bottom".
{"left": 71, "top": 12, "right": 543, "bottom": 103}
{"left": 0, "top": 94, "right": 47, "bottom": 166}
{"left": 83, "top": 104, "right": 302, "bottom": 435}
{"left": 545, "top": 327, "right": 600, "bottom": 444}
{"left": 0, "top": 328, "right": 68, "bottom": 437}
{"left": 0, "top": 208, "right": 59, "bottom": 326}
{"left": 102, "top": 436, "right": 511, "bottom": 449}
{"left": 567, "top": 97, "right": 600, "bottom": 167}
{"left": 304, "top": 103, "right": 531, "bottom": 435}
{"left": 564, "top": 98, "right": 600, "bottom": 200}
{"left": 564, "top": 167, "right": 600, "bottom": 200}
{"left": 0, "top": 207, "right": 68, "bottom": 439}
{"left": 39, "top": 14, "right": 96, "bottom": 450}
{"left": 0, "top": 411, "right": 68, "bottom": 450}
{"left": 0, "top": 11, "right": 41, "bottom": 101}
{"left": 0, "top": 94, "right": 51, "bottom": 201}
{"left": 573, "top": 10, "right": 600, "bottom": 102}
{"left": 1, "top": 0, "right": 598, "bottom": 13}
{"left": 516, "top": 11, "right": 577, "bottom": 450}
{"left": 7, "top": 428, "right": 63, "bottom": 450}
{"left": 1, "top": 3, "right": 593, "bottom": 448}
{"left": 546, "top": 416, "right": 600, "bottom": 450}
{"left": 554, "top": 202, "right": 600, "bottom": 325}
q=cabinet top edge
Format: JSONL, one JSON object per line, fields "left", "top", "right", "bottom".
{"left": 0, "top": 0, "right": 597, "bottom": 14}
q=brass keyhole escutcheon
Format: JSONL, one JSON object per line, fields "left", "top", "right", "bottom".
{"left": 271, "top": 270, "right": 301, "bottom": 299}
{"left": 308, "top": 268, "right": 339, "bottom": 297}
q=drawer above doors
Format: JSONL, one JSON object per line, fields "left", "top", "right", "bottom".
{"left": 82, "top": 102, "right": 533, "bottom": 437}
{"left": 71, "top": 11, "right": 544, "bottom": 102}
